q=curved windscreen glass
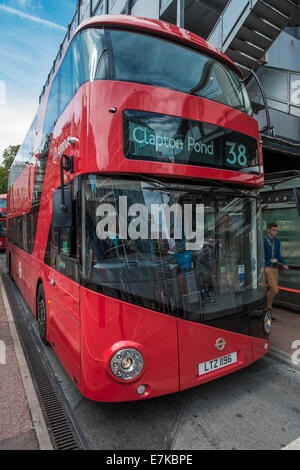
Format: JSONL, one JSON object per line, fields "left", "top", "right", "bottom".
{"left": 82, "top": 175, "right": 265, "bottom": 322}
{"left": 108, "top": 29, "right": 252, "bottom": 114}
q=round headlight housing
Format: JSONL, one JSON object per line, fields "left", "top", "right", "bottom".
{"left": 110, "top": 348, "right": 144, "bottom": 381}
{"left": 263, "top": 310, "right": 272, "bottom": 336}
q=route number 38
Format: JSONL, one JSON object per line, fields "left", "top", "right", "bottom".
{"left": 226, "top": 142, "right": 247, "bottom": 167}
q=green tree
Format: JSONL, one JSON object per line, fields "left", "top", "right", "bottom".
{"left": 2, "top": 144, "right": 20, "bottom": 170}
{"left": 0, "top": 144, "right": 20, "bottom": 194}
{"left": 0, "top": 167, "right": 8, "bottom": 194}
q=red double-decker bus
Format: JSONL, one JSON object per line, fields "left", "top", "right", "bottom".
{"left": 0, "top": 194, "right": 7, "bottom": 251}
{"left": 7, "top": 15, "right": 271, "bottom": 402}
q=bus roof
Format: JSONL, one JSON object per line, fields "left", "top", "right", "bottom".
{"left": 78, "top": 15, "right": 243, "bottom": 78}
{"left": 40, "top": 14, "right": 243, "bottom": 103}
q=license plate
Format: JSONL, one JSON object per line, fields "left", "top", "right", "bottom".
{"left": 198, "top": 352, "right": 237, "bottom": 376}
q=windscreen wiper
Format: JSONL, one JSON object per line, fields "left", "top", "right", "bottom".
{"left": 205, "top": 179, "right": 259, "bottom": 199}
{"left": 138, "top": 175, "right": 258, "bottom": 199}
{"left": 138, "top": 175, "right": 207, "bottom": 195}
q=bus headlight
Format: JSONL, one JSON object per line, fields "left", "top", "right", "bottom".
{"left": 263, "top": 310, "right": 272, "bottom": 336}
{"left": 110, "top": 348, "right": 144, "bottom": 381}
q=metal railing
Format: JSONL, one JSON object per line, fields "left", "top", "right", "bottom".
{"left": 248, "top": 66, "right": 300, "bottom": 120}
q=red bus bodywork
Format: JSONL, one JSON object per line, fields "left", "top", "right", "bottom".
{"left": 0, "top": 194, "right": 7, "bottom": 251}
{"left": 7, "top": 16, "right": 270, "bottom": 402}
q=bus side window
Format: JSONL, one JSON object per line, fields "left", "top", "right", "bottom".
{"left": 59, "top": 45, "right": 73, "bottom": 116}
{"left": 72, "top": 28, "right": 108, "bottom": 92}
{"left": 41, "top": 74, "right": 59, "bottom": 146}
{"left": 58, "top": 227, "right": 73, "bottom": 257}
{"left": 9, "top": 117, "right": 37, "bottom": 190}
{"left": 48, "top": 184, "right": 78, "bottom": 281}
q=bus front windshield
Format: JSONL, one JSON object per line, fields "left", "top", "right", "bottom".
{"left": 108, "top": 29, "right": 252, "bottom": 114}
{"left": 82, "top": 176, "right": 265, "bottom": 322}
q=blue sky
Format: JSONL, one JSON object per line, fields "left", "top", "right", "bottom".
{"left": 0, "top": 0, "right": 77, "bottom": 159}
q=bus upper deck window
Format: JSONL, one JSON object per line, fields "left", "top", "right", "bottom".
{"left": 108, "top": 29, "right": 252, "bottom": 115}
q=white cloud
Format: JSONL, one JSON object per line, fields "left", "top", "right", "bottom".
{"left": 16, "top": 0, "right": 30, "bottom": 7}
{"left": 0, "top": 4, "right": 67, "bottom": 31}
{"left": 13, "top": 0, "right": 43, "bottom": 11}
{"left": 0, "top": 80, "right": 6, "bottom": 105}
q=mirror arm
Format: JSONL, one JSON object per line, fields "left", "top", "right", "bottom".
{"left": 60, "top": 154, "right": 67, "bottom": 211}
{"left": 243, "top": 69, "right": 274, "bottom": 137}
{"left": 59, "top": 154, "right": 74, "bottom": 211}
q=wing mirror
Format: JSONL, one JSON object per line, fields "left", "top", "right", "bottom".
{"left": 52, "top": 154, "right": 74, "bottom": 228}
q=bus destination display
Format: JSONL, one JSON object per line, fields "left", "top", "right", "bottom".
{"left": 123, "top": 110, "right": 259, "bottom": 173}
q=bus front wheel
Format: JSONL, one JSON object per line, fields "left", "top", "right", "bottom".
{"left": 37, "top": 284, "right": 48, "bottom": 345}
{"left": 8, "top": 253, "right": 12, "bottom": 277}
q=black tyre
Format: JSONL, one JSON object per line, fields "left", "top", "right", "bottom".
{"left": 8, "top": 253, "right": 11, "bottom": 277}
{"left": 37, "top": 284, "right": 48, "bottom": 345}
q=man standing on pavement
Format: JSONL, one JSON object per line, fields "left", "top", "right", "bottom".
{"left": 264, "top": 223, "right": 289, "bottom": 320}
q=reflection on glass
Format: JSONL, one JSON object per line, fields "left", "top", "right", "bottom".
{"left": 109, "top": 29, "right": 252, "bottom": 114}
{"left": 82, "top": 176, "right": 265, "bottom": 322}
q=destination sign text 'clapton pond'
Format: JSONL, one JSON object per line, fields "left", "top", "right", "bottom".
{"left": 123, "top": 110, "right": 259, "bottom": 173}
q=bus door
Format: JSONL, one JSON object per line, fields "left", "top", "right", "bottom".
{"left": 47, "top": 221, "right": 81, "bottom": 387}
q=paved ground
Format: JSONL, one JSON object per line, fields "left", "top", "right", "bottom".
{"left": 44, "top": 339, "right": 300, "bottom": 450}
{"left": 0, "top": 269, "right": 39, "bottom": 449}
{"left": 271, "top": 306, "right": 300, "bottom": 355}
{"left": 0, "top": 258, "right": 52, "bottom": 450}
{"left": 172, "top": 357, "right": 300, "bottom": 450}
{"left": 1, "top": 252, "right": 300, "bottom": 450}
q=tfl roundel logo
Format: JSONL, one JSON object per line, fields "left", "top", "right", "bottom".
{"left": 18, "top": 261, "right": 22, "bottom": 280}
{"left": 215, "top": 338, "right": 226, "bottom": 351}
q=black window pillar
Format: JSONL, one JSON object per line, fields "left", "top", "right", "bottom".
{"left": 125, "top": 0, "right": 132, "bottom": 15}
{"left": 77, "top": 0, "right": 81, "bottom": 25}
{"left": 177, "top": 0, "right": 184, "bottom": 28}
